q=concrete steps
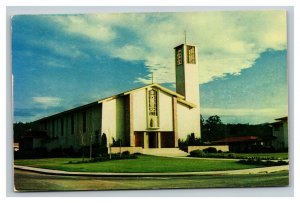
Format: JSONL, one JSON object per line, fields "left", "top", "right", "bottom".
{"left": 142, "top": 148, "right": 189, "bottom": 157}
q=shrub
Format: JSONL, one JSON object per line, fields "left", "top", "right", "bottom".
{"left": 203, "top": 147, "right": 217, "bottom": 153}
{"left": 178, "top": 138, "right": 188, "bottom": 152}
{"left": 238, "top": 158, "right": 288, "bottom": 167}
{"left": 122, "top": 151, "right": 130, "bottom": 156}
{"left": 49, "top": 147, "right": 63, "bottom": 157}
{"left": 227, "top": 153, "right": 236, "bottom": 158}
{"left": 190, "top": 150, "right": 206, "bottom": 157}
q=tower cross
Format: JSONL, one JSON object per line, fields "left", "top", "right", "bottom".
{"left": 151, "top": 72, "right": 154, "bottom": 84}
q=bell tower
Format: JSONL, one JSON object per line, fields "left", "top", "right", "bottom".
{"left": 174, "top": 44, "right": 199, "bottom": 105}
{"left": 174, "top": 43, "right": 201, "bottom": 139}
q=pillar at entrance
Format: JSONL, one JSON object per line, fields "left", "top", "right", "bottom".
{"left": 158, "top": 132, "right": 161, "bottom": 148}
{"left": 143, "top": 132, "right": 149, "bottom": 148}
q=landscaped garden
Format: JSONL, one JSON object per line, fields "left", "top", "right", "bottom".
{"left": 14, "top": 154, "right": 265, "bottom": 173}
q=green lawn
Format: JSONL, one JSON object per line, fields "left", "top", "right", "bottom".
{"left": 14, "top": 155, "right": 262, "bottom": 173}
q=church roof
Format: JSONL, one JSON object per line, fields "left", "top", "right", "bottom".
{"left": 35, "top": 83, "right": 196, "bottom": 122}
{"left": 97, "top": 83, "right": 196, "bottom": 107}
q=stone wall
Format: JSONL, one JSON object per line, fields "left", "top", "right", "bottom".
{"left": 110, "top": 146, "right": 143, "bottom": 154}
{"left": 187, "top": 145, "right": 229, "bottom": 153}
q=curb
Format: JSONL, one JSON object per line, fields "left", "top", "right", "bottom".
{"left": 14, "top": 165, "right": 289, "bottom": 177}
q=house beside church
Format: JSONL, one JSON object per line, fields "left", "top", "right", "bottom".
{"left": 26, "top": 43, "right": 201, "bottom": 153}
{"left": 271, "top": 116, "right": 288, "bottom": 151}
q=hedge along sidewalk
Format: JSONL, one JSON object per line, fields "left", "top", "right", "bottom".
{"left": 14, "top": 164, "right": 289, "bottom": 177}
{"left": 187, "top": 151, "right": 289, "bottom": 160}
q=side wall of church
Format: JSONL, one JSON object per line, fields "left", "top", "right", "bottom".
{"left": 177, "top": 102, "right": 201, "bottom": 140}
{"left": 132, "top": 89, "right": 147, "bottom": 131}
{"left": 36, "top": 104, "right": 102, "bottom": 152}
{"left": 102, "top": 99, "right": 117, "bottom": 145}
{"left": 101, "top": 97, "right": 129, "bottom": 146}
{"left": 158, "top": 91, "right": 173, "bottom": 131}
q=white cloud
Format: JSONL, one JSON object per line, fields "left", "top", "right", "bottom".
{"left": 201, "top": 107, "right": 287, "bottom": 118}
{"left": 48, "top": 11, "right": 287, "bottom": 84}
{"left": 114, "top": 45, "right": 146, "bottom": 61}
{"left": 50, "top": 15, "right": 117, "bottom": 42}
{"left": 32, "top": 97, "right": 61, "bottom": 107}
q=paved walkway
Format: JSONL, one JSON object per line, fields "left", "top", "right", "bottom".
{"left": 14, "top": 164, "right": 289, "bottom": 177}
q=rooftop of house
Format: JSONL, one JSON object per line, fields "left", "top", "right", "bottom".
{"left": 212, "top": 136, "right": 260, "bottom": 144}
{"left": 271, "top": 116, "right": 288, "bottom": 125}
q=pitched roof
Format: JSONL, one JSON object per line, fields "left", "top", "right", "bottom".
{"left": 212, "top": 136, "right": 259, "bottom": 144}
{"left": 35, "top": 83, "right": 196, "bottom": 122}
{"left": 271, "top": 116, "right": 288, "bottom": 125}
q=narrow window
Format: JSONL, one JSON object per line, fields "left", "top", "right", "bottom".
{"left": 149, "top": 90, "right": 157, "bottom": 116}
{"left": 61, "top": 118, "right": 64, "bottom": 136}
{"left": 52, "top": 121, "right": 55, "bottom": 136}
{"left": 71, "top": 114, "right": 74, "bottom": 134}
{"left": 148, "top": 89, "right": 159, "bottom": 128}
{"left": 83, "top": 112, "right": 86, "bottom": 133}
{"left": 187, "top": 45, "right": 196, "bottom": 64}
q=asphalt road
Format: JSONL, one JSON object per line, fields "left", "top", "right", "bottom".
{"left": 13, "top": 169, "right": 289, "bottom": 191}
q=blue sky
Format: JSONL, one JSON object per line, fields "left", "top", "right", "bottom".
{"left": 12, "top": 11, "right": 288, "bottom": 124}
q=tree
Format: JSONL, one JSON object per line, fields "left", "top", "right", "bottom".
{"left": 205, "top": 115, "right": 224, "bottom": 141}
{"left": 206, "top": 115, "right": 222, "bottom": 126}
{"left": 79, "top": 129, "right": 85, "bottom": 161}
{"left": 200, "top": 114, "right": 205, "bottom": 129}
{"left": 100, "top": 133, "right": 108, "bottom": 157}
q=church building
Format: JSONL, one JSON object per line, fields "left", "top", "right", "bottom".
{"left": 32, "top": 43, "right": 201, "bottom": 152}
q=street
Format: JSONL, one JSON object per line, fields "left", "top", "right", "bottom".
{"left": 14, "top": 169, "right": 289, "bottom": 191}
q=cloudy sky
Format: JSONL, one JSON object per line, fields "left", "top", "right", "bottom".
{"left": 12, "top": 10, "right": 288, "bottom": 124}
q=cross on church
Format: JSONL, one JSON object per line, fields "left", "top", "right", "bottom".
{"left": 151, "top": 72, "right": 154, "bottom": 84}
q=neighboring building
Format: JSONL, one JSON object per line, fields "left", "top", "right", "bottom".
{"left": 27, "top": 43, "right": 201, "bottom": 153}
{"left": 271, "top": 116, "right": 288, "bottom": 151}
{"left": 212, "top": 136, "right": 263, "bottom": 152}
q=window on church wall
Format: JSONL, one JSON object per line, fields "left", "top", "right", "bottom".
{"left": 148, "top": 89, "right": 159, "bottom": 128}
{"left": 187, "top": 45, "right": 196, "bottom": 64}
{"left": 176, "top": 48, "right": 183, "bottom": 65}
{"left": 52, "top": 121, "right": 55, "bottom": 137}
{"left": 44, "top": 122, "right": 47, "bottom": 131}
{"left": 149, "top": 90, "right": 157, "bottom": 116}
{"left": 61, "top": 118, "right": 64, "bottom": 136}
{"left": 83, "top": 111, "right": 86, "bottom": 133}
{"left": 71, "top": 114, "right": 75, "bottom": 134}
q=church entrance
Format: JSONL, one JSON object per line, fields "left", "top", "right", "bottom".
{"left": 134, "top": 131, "right": 175, "bottom": 148}
{"left": 148, "top": 132, "right": 158, "bottom": 148}
{"left": 161, "top": 132, "right": 175, "bottom": 148}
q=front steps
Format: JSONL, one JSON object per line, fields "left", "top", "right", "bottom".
{"left": 142, "top": 148, "right": 189, "bottom": 157}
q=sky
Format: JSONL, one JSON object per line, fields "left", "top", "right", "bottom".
{"left": 12, "top": 11, "right": 288, "bottom": 124}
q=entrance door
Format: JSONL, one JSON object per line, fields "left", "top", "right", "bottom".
{"left": 161, "top": 132, "right": 175, "bottom": 148}
{"left": 148, "top": 132, "right": 158, "bottom": 148}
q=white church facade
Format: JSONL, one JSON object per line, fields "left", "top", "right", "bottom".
{"left": 33, "top": 43, "right": 201, "bottom": 152}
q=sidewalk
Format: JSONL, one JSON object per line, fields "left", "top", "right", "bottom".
{"left": 14, "top": 164, "right": 289, "bottom": 177}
